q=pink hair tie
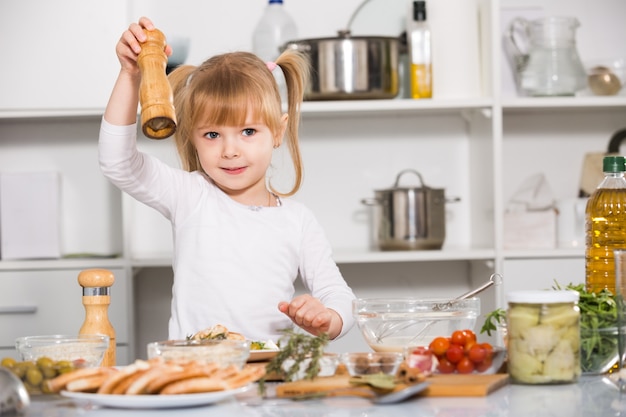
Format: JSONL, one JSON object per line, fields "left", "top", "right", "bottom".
{"left": 266, "top": 61, "right": 277, "bottom": 72}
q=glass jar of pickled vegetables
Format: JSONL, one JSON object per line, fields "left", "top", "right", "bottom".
{"left": 506, "top": 290, "right": 580, "bottom": 384}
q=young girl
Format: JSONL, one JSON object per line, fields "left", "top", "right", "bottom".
{"left": 99, "top": 17, "right": 356, "bottom": 341}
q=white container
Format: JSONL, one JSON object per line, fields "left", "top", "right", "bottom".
{"left": 252, "top": 0, "right": 297, "bottom": 62}
{"left": 506, "top": 290, "right": 580, "bottom": 385}
{"left": 0, "top": 172, "right": 61, "bottom": 259}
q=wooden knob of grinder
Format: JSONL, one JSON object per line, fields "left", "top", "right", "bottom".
{"left": 78, "top": 269, "right": 116, "bottom": 367}
{"left": 138, "top": 28, "right": 177, "bottom": 140}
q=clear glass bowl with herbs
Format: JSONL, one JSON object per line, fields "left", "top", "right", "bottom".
{"left": 571, "top": 284, "right": 620, "bottom": 375}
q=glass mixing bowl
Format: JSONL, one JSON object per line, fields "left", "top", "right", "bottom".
{"left": 353, "top": 297, "right": 480, "bottom": 353}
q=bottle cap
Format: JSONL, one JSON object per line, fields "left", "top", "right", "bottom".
{"left": 413, "top": 1, "right": 426, "bottom": 21}
{"left": 603, "top": 155, "right": 626, "bottom": 173}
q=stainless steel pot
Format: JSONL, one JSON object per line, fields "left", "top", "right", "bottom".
{"left": 361, "top": 169, "right": 460, "bottom": 250}
{"left": 283, "top": 31, "right": 399, "bottom": 100}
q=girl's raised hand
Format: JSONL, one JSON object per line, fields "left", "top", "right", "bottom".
{"left": 278, "top": 295, "right": 342, "bottom": 339}
{"left": 115, "top": 17, "right": 171, "bottom": 74}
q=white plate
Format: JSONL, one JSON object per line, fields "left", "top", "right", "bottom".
{"left": 248, "top": 349, "right": 280, "bottom": 362}
{"left": 60, "top": 386, "right": 249, "bottom": 409}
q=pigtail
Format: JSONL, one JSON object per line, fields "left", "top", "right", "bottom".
{"left": 274, "top": 50, "right": 310, "bottom": 196}
{"left": 168, "top": 65, "right": 199, "bottom": 172}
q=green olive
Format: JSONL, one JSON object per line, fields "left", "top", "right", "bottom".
{"left": 11, "top": 362, "right": 29, "bottom": 379}
{"left": 1, "top": 357, "right": 17, "bottom": 368}
{"left": 36, "top": 356, "right": 54, "bottom": 369}
{"left": 56, "top": 360, "right": 72, "bottom": 369}
{"left": 41, "top": 365, "right": 57, "bottom": 379}
{"left": 26, "top": 367, "right": 44, "bottom": 387}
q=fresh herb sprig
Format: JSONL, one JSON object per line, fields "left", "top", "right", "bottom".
{"left": 480, "top": 308, "right": 506, "bottom": 336}
{"left": 553, "top": 282, "right": 618, "bottom": 372}
{"left": 258, "top": 329, "right": 330, "bottom": 394}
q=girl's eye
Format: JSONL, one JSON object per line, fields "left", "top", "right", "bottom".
{"left": 205, "top": 132, "right": 219, "bottom": 139}
{"left": 242, "top": 128, "right": 256, "bottom": 137}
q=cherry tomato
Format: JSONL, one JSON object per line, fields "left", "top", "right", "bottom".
{"left": 429, "top": 337, "right": 451, "bottom": 357}
{"left": 445, "top": 344, "right": 464, "bottom": 364}
{"left": 481, "top": 342, "right": 494, "bottom": 359}
{"left": 468, "top": 344, "right": 487, "bottom": 364}
{"left": 475, "top": 357, "right": 493, "bottom": 373}
{"left": 463, "top": 329, "right": 477, "bottom": 343}
{"left": 450, "top": 330, "right": 467, "bottom": 346}
{"left": 456, "top": 357, "right": 475, "bottom": 374}
{"left": 437, "top": 357, "right": 456, "bottom": 374}
{"left": 464, "top": 339, "right": 476, "bottom": 353}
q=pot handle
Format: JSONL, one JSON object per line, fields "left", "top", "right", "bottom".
{"left": 394, "top": 169, "right": 426, "bottom": 188}
{"left": 361, "top": 198, "right": 381, "bottom": 206}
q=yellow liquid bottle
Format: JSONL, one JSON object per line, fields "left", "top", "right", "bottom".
{"left": 410, "top": 63, "right": 432, "bottom": 99}
{"left": 407, "top": 1, "right": 432, "bottom": 99}
{"left": 585, "top": 156, "right": 626, "bottom": 294}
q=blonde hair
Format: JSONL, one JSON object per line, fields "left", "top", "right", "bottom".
{"left": 167, "top": 50, "right": 310, "bottom": 197}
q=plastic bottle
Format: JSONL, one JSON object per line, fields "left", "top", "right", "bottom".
{"left": 585, "top": 155, "right": 626, "bottom": 294}
{"left": 407, "top": 1, "right": 432, "bottom": 99}
{"left": 252, "top": 0, "right": 297, "bottom": 62}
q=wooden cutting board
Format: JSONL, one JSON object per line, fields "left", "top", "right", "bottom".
{"left": 276, "top": 373, "right": 509, "bottom": 398}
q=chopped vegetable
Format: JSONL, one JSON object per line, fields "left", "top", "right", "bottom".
{"left": 250, "top": 341, "right": 266, "bottom": 350}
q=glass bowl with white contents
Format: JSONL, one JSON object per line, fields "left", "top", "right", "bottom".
{"left": 147, "top": 339, "right": 250, "bottom": 369}
{"left": 15, "top": 334, "right": 109, "bottom": 368}
{"left": 353, "top": 298, "right": 480, "bottom": 353}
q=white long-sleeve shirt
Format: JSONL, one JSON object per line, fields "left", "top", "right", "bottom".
{"left": 99, "top": 120, "right": 355, "bottom": 341}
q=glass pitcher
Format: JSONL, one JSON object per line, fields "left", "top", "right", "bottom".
{"left": 507, "top": 16, "right": 587, "bottom": 96}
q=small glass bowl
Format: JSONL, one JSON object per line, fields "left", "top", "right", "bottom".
{"left": 11, "top": 334, "right": 109, "bottom": 395}
{"left": 15, "top": 334, "right": 109, "bottom": 367}
{"left": 147, "top": 339, "right": 250, "bottom": 369}
{"left": 581, "top": 327, "right": 619, "bottom": 375}
{"left": 339, "top": 352, "right": 404, "bottom": 376}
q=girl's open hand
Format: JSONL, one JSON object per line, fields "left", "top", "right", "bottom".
{"left": 278, "top": 295, "right": 342, "bottom": 339}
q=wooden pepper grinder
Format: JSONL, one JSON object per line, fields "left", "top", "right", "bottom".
{"left": 138, "top": 28, "right": 177, "bottom": 140}
{"left": 78, "top": 269, "right": 116, "bottom": 366}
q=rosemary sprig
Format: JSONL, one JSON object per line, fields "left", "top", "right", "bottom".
{"left": 258, "top": 328, "right": 329, "bottom": 395}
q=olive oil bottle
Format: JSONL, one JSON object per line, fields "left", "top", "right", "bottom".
{"left": 407, "top": 1, "right": 432, "bottom": 99}
{"left": 585, "top": 155, "right": 626, "bottom": 294}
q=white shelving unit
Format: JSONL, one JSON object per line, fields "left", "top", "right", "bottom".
{"left": 1, "top": 0, "right": 625, "bottom": 355}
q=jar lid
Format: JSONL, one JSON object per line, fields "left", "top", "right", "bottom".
{"left": 506, "top": 290, "right": 579, "bottom": 304}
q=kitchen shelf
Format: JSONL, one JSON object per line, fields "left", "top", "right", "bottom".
{"left": 301, "top": 98, "right": 494, "bottom": 118}
{"left": 0, "top": 257, "right": 127, "bottom": 272}
{"left": 127, "top": 248, "right": 497, "bottom": 268}
{"left": 332, "top": 247, "right": 496, "bottom": 264}
{"left": 502, "top": 96, "right": 626, "bottom": 112}
{"left": 0, "top": 109, "right": 105, "bottom": 120}
{"left": 2, "top": 96, "right": 622, "bottom": 121}
{"left": 502, "top": 248, "right": 585, "bottom": 260}
{"left": 0, "top": 98, "right": 495, "bottom": 122}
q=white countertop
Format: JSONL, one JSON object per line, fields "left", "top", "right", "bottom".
{"left": 24, "top": 375, "right": 623, "bottom": 417}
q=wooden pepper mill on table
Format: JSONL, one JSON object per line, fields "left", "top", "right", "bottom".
{"left": 78, "top": 269, "right": 116, "bottom": 367}
{"left": 138, "top": 28, "right": 177, "bottom": 140}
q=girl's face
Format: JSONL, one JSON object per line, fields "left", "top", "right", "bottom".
{"left": 192, "top": 113, "right": 287, "bottom": 205}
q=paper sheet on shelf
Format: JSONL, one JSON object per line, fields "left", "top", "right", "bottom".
{"left": 504, "top": 173, "right": 556, "bottom": 249}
